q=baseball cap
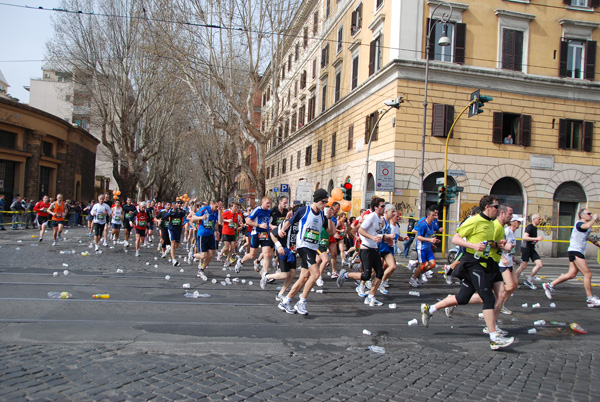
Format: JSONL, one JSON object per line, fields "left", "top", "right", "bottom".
{"left": 293, "top": 200, "right": 302, "bottom": 206}
{"left": 313, "top": 188, "right": 329, "bottom": 203}
{"left": 511, "top": 215, "right": 523, "bottom": 222}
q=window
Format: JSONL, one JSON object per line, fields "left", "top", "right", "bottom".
{"left": 368, "top": 35, "right": 383, "bottom": 76}
{"left": 282, "top": 158, "right": 287, "bottom": 174}
{"left": 348, "top": 125, "right": 354, "bottom": 150}
{"left": 365, "top": 111, "right": 379, "bottom": 143}
{"left": 300, "top": 71, "right": 307, "bottom": 89}
{"left": 290, "top": 155, "right": 293, "bottom": 172}
{"left": 334, "top": 67, "right": 341, "bottom": 102}
{"left": 331, "top": 133, "right": 337, "bottom": 157}
{"left": 277, "top": 162, "right": 280, "bottom": 177}
{"left": 305, "top": 145, "right": 312, "bottom": 166}
{"left": 288, "top": 54, "right": 292, "bottom": 71}
{"left": 281, "top": 64, "right": 285, "bottom": 80}
{"left": 313, "top": 59, "right": 317, "bottom": 78}
{"left": 351, "top": 52, "right": 359, "bottom": 90}
{"left": 266, "top": 166, "right": 270, "bottom": 180}
{"left": 291, "top": 111, "right": 297, "bottom": 133}
{"left": 303, "top": 27, "right": 308, "bottom": 48}
{"left": 313, "top": 11, "right": 319, "bottom": 35}
{"left": 295, "top": 80, "right": 298, "bottom": 97}
{"left": 321, "top": 43, "right": 330, "bottom": 68}
{"left": 559, "top": 119, "right": 593, "bottom": 151}
{"left": 431, "top": 104, "right": 455, "bottom": 138}
{"left": 317, "top": 139, "right": 323, "bottom": 162}
{"left": 298, "top": 104, "right": 306, "bottom": 128}
{"left": 501, "top": 29, "right": 524, "bottom": 72}
{"left": 492, "top": 112, "right": 532, "bottom": 146}
{"left": 295, "top": 43, "right": 300, "bottom": 61}
{"left": 565, "top": 0, "right": 599, "bottom": 7}
{"left": 559, "top": 39, "right": 596, "bottom": 80}
{"left": 375, "top": 0, "right": 384, "bottom": 10}
{"left": 42, "top": 141, "right": 53, "bottom": 157}
{"left": 308, "top": 91, "right": 316, "bottom": 122}
{"left": 326, "top": 0, "right": 331, "bottom": 19}
{"left": 0, "top": 130, "right": 17, "bottom": 149}
{"left": 337, "top": 25, "right": 344, "bottom": 53}
{"left": 321, "top": 79, "right": 327, "bottom": 112}
{"left": 427, "top": 19, "right": 466, "bottom": 64}
{"left": 65, "top": 95, "right": 71, "bottom": 102}
{"left": 297, "top": 150, "right": 301, "bottom": 169}
{"left": 351, "top": 3, "right": 363, "bottom": 36}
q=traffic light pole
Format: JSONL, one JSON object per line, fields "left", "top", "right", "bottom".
{"left": 441, "top": 98, "right": 477, "bottom": 258}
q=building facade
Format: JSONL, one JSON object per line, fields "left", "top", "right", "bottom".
{"left": 0, "top": 97, "right": 99, "bottom": 203}
{"left": 262, "top": 0, "right": 600, "bottom": 257}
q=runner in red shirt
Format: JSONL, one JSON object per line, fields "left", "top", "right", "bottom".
{"left": 221, "top": 202, "right": 244, "bottom": 268}
{"left": 33, "top": 195, "right": 51, "bottom": 242}
{"left": 133, "top": 201, "right": 149, "bottom": 257}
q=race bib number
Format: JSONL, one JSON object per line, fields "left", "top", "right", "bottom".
{"left": 230, "top": 222, "right": 238, "bottom": 229}
{"left": 114, "top": 216, "right": 122, "bottom": 222}
{"left": 319, "top": 238, "right": 329, "bottom": 247}
{"left": 125, "top": 213, "right": 134, "bottom": 219}
{"left": 56, "top": 212, "right": 64, "bottom": 218}
{"left": 97, "top": 214, "right": 105, "bottom": 220}
{"left": 138, "top": 218, "right": 147, "bottom": 227}
{"left": 172, "top": 218, "right": 182, "bottom": 226}
{"left": 204, "top": 220, "right": 214, "bottom": 229}
{"left": 258, "top": 232, "right": 268, "bottom": 240}
{"left": 304, "top": 228, "right": 319, "bottom": 244}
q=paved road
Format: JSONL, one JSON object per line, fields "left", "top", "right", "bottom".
{"left": 1, "top": 227, "right": 598, "bottom": 401}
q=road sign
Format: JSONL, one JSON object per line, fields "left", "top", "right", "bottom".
{"left": 296, "top": 182, "right": 313, "bottom": 202}
{"left": 448, "top": 169, "right": 466, "bottom": 177}
{"left": 436, "top": 177, "right": 445, "bottom": 185}
{"left": 376, "top": 161, "right": 395, "bottom": 192}
{"left": 273, "top": 186, "right": 279, "bottom": 193}
{"left": 239, "top": 198, "right": 244, "bottom": 203}
{"left": 280, "top": 184, "right": 289, "bottom": 193}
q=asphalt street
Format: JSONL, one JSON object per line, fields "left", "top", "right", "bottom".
{"left": 0, "top": 226, "right": 598, "bottom": 401}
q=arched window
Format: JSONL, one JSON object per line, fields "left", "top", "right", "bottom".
{"left": 490, "top": 177, "right": 524, "bottom": 215}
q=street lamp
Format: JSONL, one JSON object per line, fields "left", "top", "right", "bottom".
{"left": 362, "top": 96, "right": 403, "bottom": 209}
{"left": 418, "top": 1, "right": 453, "bottom": 218}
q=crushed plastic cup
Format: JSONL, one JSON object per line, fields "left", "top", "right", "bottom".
{"left": 62, "top": 263, "right": 69, "bottom": 267}
{"left": 63, "top": 270, "right": 69, "bottom": 275}
{"left": 182, "top": 283, "right": 191, "bottom": 288}
{"left": 248, "top": 281, "right": 253, "bottom": 286}
{"left": 53, "top": 272, "right": 59, "bottom": 277}
{"left": 532, "top": 303, "right": 541, "bottom": 308}
{"left": 211, "top": 279, "right": 217, "bottom": 284}
{"left": 241, "top": 279, "right": 246, "bottom": 284}
{"left": 116, "top": 269, "right": 123, "bottom": 273}
{"left": 362, "top": 329, "right": 372, "bottom": 335}
{"left": 388, "top": 303, "right": 397, "bottom": 309}
{"left": 154, "top": 257, "right": 158, "bottom": 260}
{"left": 220, "top": 281, "right": 227, "bottom": 286}
{"left": 368, "top": 345, "right": 385, "bottom": 354}
{"left": 154, "top": 264, "right": 158, "bottom": 268}
{"left": 226, "top": 274, "right": 231, "bottom": 278}
{"left": 528, "top": 328, "right": 537, "bottom": 334}
{"left": 145, "top": 262, "right": 150, "bottom": 266}
{"left": 165, "top": 275, "right": 171, "bottom": 280}
{"left": 408, "top": 319, "right": 418, "bottom": 326}
{"left": 409, "top": 291, "right": 420, "bottom": 297}
{"left": 184, "top": 290, "right": 211, "bottom": 298}
{"left": 179, "top": 269, "right": 184, "bottom": 273}
{"left": 549, "top": 302, "right": 556, "bottom": 308}
{"left": 17, "top": 240, "right": 22, "bottom": 243}
{"left": 316, "top": 289, "right": 323, "bottom": 293}
{"left": 81, "top": 251, "right": 90, "bottom": 256}
{"left": 534, "top": 320, "right": 546, "bottom": 326}
{"left": 521, "top": 303, "right": 528, "bottom": 308}
{"left": 15, "top": 247, "right": 20, "bottom": 251}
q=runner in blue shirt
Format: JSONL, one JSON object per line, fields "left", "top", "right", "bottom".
{"left": 190, "top": 199, "right": 223, "bottom": 281}
{"left": 409, "top": 206, "right": 441, "bottom": 288}
{"left": 235, "top": 196, "right": 273, "bottom": 276}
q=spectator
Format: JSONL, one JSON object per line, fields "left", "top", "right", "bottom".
{"left": 23, "top": 197, "right": 34, "bottom": 229}
{"left": 0, "top": 194, "right": 6, "bottom": 230}
{"left": 10, "top": 195, "right": 24, "bottom": 230}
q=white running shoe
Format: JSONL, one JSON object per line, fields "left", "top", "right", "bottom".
{"left": 135, "top": 250, "right": 140, "bottom": 257}
{"left": 235, "top": 259, "right": 243, "bottom": 273}
{"left": 103, "top": 240, "right": 108, "bottom": 247}
{"left": 197, "top": 270, "right": 207, "bottom": 281}
{"left": 172, "top": 260, "right": 180, "bottom": 267}
{"left": 409, "top": 278, "right": 420, "bottom": 288}
{"left": 253, "top": 259, "right": 260, "bottom": 272}
{"left": 355, "top": 284, "right": 367, "bottom": 298}
{"left": 260, "top": 273, "right": 268, "bottom": 290}
{"left": 364, "top": 296, "right": 383, "bottom": 306}
{"left": 52, "top": 241, "right": 57, "bottom": 246}
{"left": 378, "top": 283, "right": 389, "bottom": 295}
{"left": 420, "top": 274, "right": 428, "bottom": 283}
{"left": 483, "top": 326, "right": 508, "bottom": 337}
{"left": 294, "top": 300, "right": 308, "bottom": 315}
{"left": 382, "top": 280, "right": 389, "bottom": 288}
{"left": 587, "top": 296, "right": 600, "bottom": 308}
{"left": 364, "top": 280, "right": 372, "bottom": 290}
{"left": 543, "top": 283, "right": 554, "bottom": 300}
{"left": 316, "top": 276, "right": 324, "bottom": 287}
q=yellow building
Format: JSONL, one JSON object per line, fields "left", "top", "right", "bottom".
{"left": 262, "top": 0, "right": 600, "bottom": 257}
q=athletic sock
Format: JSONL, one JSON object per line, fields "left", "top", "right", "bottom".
{"left": 429, "top": 306, "right": 438, "bottom": 314}
{"left": 527, "top": 275, "right": 534, "bottom": 282}
{"left": 490, "top": 332, "right": 498, "bottom": 341}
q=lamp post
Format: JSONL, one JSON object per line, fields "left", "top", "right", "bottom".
{"left": 418, "top": 1, "right": 453, "bottom": 218}
{"left": 362, "top": 97, "right": 403, "bottom": 209}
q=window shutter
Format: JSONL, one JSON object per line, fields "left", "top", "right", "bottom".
{"left": 562, "top": 0, "right": 570, "bottom": 4}
{"left": 427, "top": 19, "right": 435, "bottom": 60}
{"left": 445, "top": 105, "right": 455, "bottom": 138}
{"left": 369, "top": 40, "right": 376, "bottom": 76}
{"left": 431, "top": 104, "right": 445, "bottom": 137}
{"left": 520, "top": 115, "right": 532, "bottom": 147}
{"left": 583, "top": 121, "right": 593, "bottom": 152}
{"left": 492, "top": 112, "right": 503, "bottom": 144}
{"left": 558, "top": 119, "right": 567, "bottom": 149}
{"left": 559, "top": 40, "right": 569, "bottom": 78}
{"left": 357, "top": 3, "right": 362, "bottom": 30}
{"left": 351, "top": 10, "right": 357, "bottom": 34}
{"left": 585, "top": 40, "right": 596, "bottom": 80}
{"left": 348, "top": 125, "right": 354, "bottom": 150}
{"left": 372, "top": 111, "right": 379, "bottom": 141}
{"left": 454, "top": 23, "right": 466, "bottom": 65}
{"left": 502, "top": 29, "right": 515, "bottom": 70}
{"left": 514, "top": 31, "right": 524, "bottom": 71}
{"left": 365, "top": 115, "right": 371, "bottom": 144}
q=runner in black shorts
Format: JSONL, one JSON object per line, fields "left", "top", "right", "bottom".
{"left": 263, "top": 223, "right": 297, "bottom": 298}
{"left": 515, "top": 214, "right": 544, "bottom": 290}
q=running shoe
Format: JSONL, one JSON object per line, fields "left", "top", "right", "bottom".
{"left": 278, "top": 299, "right": 295, "bottom": 314}
{"left": 331, "top": 271, "right": 339, "bottom": 279}
{"left": 421, "top": 303, "right": 433, "bottom": 327}
{"left": 38, "top": 238, "right": 43, "bottom": 242}
{"left": 103, "top": 240, "right": 108, "bottom": 247}
{"left": 234, "top": 259, "right": 243, "bottom": 273}
{"left": 365, "top": 280, "right": 372, "bottom": 290}
{"left": 425, "top": 270, "right": 434, "bottom": 278}
{"left": 355, "top": 284, "right": 367, "bottom": 298}
{"left": 197, "top": 269, "right": 207, "bottom": 281}
{"left": 420, "top": 274, "right": 428, "bottom": 283}
{"left": 382, "top": 280, "right": 389, "bottom": 288}
{"left": 543, "top": 283, "right": 554, "bottom": 300}
{"left": 587, "top": 296, "right": 600, "bottom": 308}
{"left": 523, "top": 279, "right": 537, "bottom": 290}
{"left": 409, "top": 278, "right": 420, "bottom": 288}
{"left": 253, "top": 260, "right": 260, "bottom": 272}
{"left": 94, "top": 245, "right": 99, "bottom": 252}
{"left": 443, "top": 265, "right": 453, "bottom": 285}
{"left": 52, "top": 241, "right": 56, "bottom": 246}
{"left": 124, "top": 241, "right": 129, "bottom": 247}
{"left": 275, "top": 293, "right": 284, "bottom": 302}
{"left": 377, "top": 283, "right": 389, "bottom": 295}
{"left": 483, "top": 326, "right": 508, "bottom": 336}
{"left": 216, "top": 255, "right": 222, "bottom": 263}
{"left": 135, "top": 250, "right": 140, "bottom": 257}
{"left": 223, "top": 262, "right": 230, "bottom": 268}
{"left": 294, "top": 300, "right": 308, "bottom": 315}
{"left": 500, "top": 306, "right": 513, "bottom": 315}
{"left": 445, "top": 306, "right": 455, "bottom": 319}
{"left": 365, "top": 296, "right": 383, "bottom": 307}
{"left": 172, "top": 260, "right": 180, "bottom": 267}
{"left": 490, "top": 336, "right": 514, "bottom": 350}
{"left": 316, "top": 276, "right": 324, "bottom": 287}
{"left": 336, "top": 269, "right": 347, "bottom": 287}
{"left": 260, "top": 273, "right": 268, "bottom": 290}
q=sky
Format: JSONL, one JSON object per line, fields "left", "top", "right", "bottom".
{"left": 0, "top": 0, "right": 61, "bottom": 103}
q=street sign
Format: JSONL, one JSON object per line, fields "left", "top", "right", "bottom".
{"left": 280, "top": 184, "right": 289, "bottom": 193}
{"left": 448, "top": 169, "right": 466, "bottom": 177}
{"left": 436, "top": 177, "right": 445, "bottom": 185}
{"left": 239, "top": 198, "right": 244, "bottom": 203}
{"left": 274, "top": 186, "right": 279, "bottom": 193}
{"left": 376, "top": 161, "right": 395, "bottom": 192}
{"left": 296, "top": 182, "right": 313, "bottom": 202}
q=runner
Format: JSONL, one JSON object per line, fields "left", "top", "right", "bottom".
{"left": 122, "top": 198, "right": 137, "bottom": 248}
{"left": 191, "top": 199, "right": 223, "bottom": 280}
{"left": 90, "top": 194, "right": 112, "bottom": 253}
{"left": 409, "top": 206, "right": 441, "bottom": 288}
{"left": 164, "top": 199, "right": 187, "bottom": 266}
{"left": 337, "top": 213, "right": 348, "bottom": 265}
{"left": 315, "top": 226, "right": 331, "bottom": 287}
{"left": 277, "top": 189, "right": 334, "bottom": 315}
{"left": 235, "top": 197, "right": 273, "bottom": 276}
{"left": 327, "top": 202, "right": 341, "bottom": 278}
{"left": 33, "top": 195, "right": 51, "bottom": 242}
{"left": 221, "top": 202, "right": 244, "bottom": 269}
{"left": 146, "top": 200, "right": 155, "bottom": 244}
{"left": 515, "top": 214, "right": 544, "bottom": 290}
{"left": 133, "top": 201, "right": 149, "bottom": 257}
{"left": 496, "top": 214, "right": 523, "bottom": 315}
{"left": 378, "top": 205, "right": 408, "bottom": 294}
{"left": 155, "top": 202, "right": 172, "bottom": 258}
{"left": 543, "top": 208, "right": 600, "bottom": 308}
{"left": 48, "top": 193, "right": 66, "bottom": 246}
{"left": 111, "top": 199, "right": 123, "bottom": 245}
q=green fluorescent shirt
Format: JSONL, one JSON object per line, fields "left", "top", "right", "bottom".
{"left": 456, "top": 213, "right": 496, "bottom": 256}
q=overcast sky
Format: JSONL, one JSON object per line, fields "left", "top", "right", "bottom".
{"left": 0, "top": 0, "right": 60, "bottom": 103}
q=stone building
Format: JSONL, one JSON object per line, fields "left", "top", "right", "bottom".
{"left": 262, "top": 0, "right": 600, "bottom": 257}
{"left": 0, "top": 97, "right": 99, "bottom": 203}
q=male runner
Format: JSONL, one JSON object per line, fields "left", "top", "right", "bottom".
{"left": 33, "top": 195, "right": 51, "bottom": 242}
{"left": 516, "top": 214, "right": 544, "bottom": 290}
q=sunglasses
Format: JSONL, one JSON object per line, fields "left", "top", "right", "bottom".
{"left": 490, "top": 204, "right": 500, "bottom": 209}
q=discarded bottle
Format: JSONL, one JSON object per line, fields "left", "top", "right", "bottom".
{"left": 48, "top": 291, "right": 72, "bottom": 299}
{"left": 182, "top": 283, "right": 191, "bottom": 288}
{"left": 316, "top": 289, "right": 323, "bottom": 293}
{"left": 521, "top": 303, "right": 528, "bottom": 308}
{"left": 388, "top": 303, "right": 397, "bottom": 309}
{"left": 409, "top": 291, "right": 420, "bottom": 297}
{"left": 474, "top": 241, "right": 488, "bottom": 259}
{"left": 368, "top": 345, "right": 386, "bottom": 354}
{"left": 362, "top": 329, "right": 372, "bottom": 335}
{"left": 408, "top": 319, "right": 418, "bottom": 326}
{"left": 551, "top": 321, "right": 567, "bottom": 326}
{"left": 116, "top": 269, "right": 123, "bottom": 273}
{"left": 92, "top": 294, "right": 110, "bottom": 299}
{"left": 62, "top": 263, "right": 69, "bottom": 267}
{"left": 184, "top": 290, "right": 211, "bottom": 298}
{"left": 534, "top": 320, "right": 546, "bottom": 326}
{"left": 527, "top": 328, "right": 537, "bottom": 334}
{"left": 532, "top": 303, "right": 541, "bottom": 308}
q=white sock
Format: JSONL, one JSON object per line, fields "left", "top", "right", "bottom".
{"left": 490, "top": 332, "right": 498, "bottom": 341}
{"left": 527, "top": 275, "right": 534, "bottom": 282}
{"left": 430, "top": 306, "right": 438, "bottom": 314}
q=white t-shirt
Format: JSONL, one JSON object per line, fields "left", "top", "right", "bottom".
{"left": 359, "top": 212, "right": 384, "bottom": 249}
{"left": 500, "top": 227, "right": 517, "bottom": 267}
{"left": 111, "top": 207, "right": 123, "bottom": 225}
{"left": 91, "top": 203, "right": 111, "bottom": 225}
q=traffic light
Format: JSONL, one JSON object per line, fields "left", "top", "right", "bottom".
{"left": 468, "top": 89, "right": 494, "bottom": 118}
{"left": 446, "top": 186, "right": 464, "bottom": 205}
{"left": 437, "top": 185, "right": 447, "bottom": 207}
{"left": 343, "top": 182, "right": 353, "bottom": 201}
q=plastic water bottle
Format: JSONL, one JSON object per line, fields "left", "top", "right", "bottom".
{"left": 474, "top": 241, "right": 488, "bottom": 259}
{"left": 528, "top": 328, "right": 537, "bottom": 334}
{"left": 534, "top": 320, "right": 546, "bottom": 326}
{"left": 368, "top": 345, "right": 386, "bottom": 354}
{"left": 409, "top": 291, "right": 420, "bottom": 297}
{"left": 48, "top": 291, "right": 72, "bottom": 299}
{"left": 92, "top": 294, "right": 110, "bottom": 299}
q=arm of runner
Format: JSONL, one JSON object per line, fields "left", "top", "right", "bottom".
{"left": 452, "top": 232, "right": 485, "bottom": 251}
{"left": 358, "top": 226, "right": 382, "bottom": 243}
